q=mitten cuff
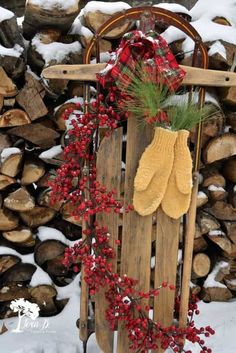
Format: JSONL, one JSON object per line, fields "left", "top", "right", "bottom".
{"left": 151, "top": 127, "right": 177, "bottom": 151}
{"left": 176, "top": 129, "right": 190, "bottom": 154}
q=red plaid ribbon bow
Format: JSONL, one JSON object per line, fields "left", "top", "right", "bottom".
{"left": 97, "top": 30, "right": 186, "bottom": 92}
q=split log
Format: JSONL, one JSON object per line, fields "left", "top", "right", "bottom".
{"left": 83, "top": 2, "right": 131, "bottom": 39}
{"left": 0, "top": 174, "right": 15, "bottom": 190}
{"left": 0, "top": 133, "right": 11, "bottom": 151}
{"left": 2, "top": 227, "right": 33, "bottom": 244}
{"left": 0, "top": 67, "right": 18, "bottom": 97}
{"left": 197, "top": 211, "right": 220, "bottom": 235}
{"left": 4, "top": 187, "right": 35, "bottom": 212}
{"left": 23, "top": 0, "right": 80, "bottom": 39}
{"left": 203, "top": 172, "right": 226, "bottom": 188}
{"left": 222, "top": 221, "right": 236, "bottom": 244}
{"left": 207, "top": 40, "right": 236, "bottom": 71}
{"left": 0, "top": 208, "right": 18, "bottom": 231}
{"left": 204, "top": 133, "right": 236, "bottom": 164}
{"left": 37, "top": 170, "right": 56, "bottom": 188}
{"left": 213, "top": 17, "right": 231, "bottom": 26}
{"left": 202, "top": 261, "right": 232, "bottom": 302}
{"left": 29, "top": 285, "right": 57, "bottom": 316}
{"left": 45, "top": 254, "right": 69, "bottom": 277}
{"left": 207, "top": 185, "right": 228, "bottom": 201}
{"left": 193, "top": 236, "right": 208, "bottom": 252}
{"left": 219, "top": 86, "right": 236, "bottom": 106}
{"left": 223, "top": 157, "right": 236, "bottom": 182}
{"left": 192, "top": 253, "right": 211, "bottom": 278}
{"left": 2, "top": 263, "right": 37, "bottom": 284}
{"left": 3, "top": 97, "right": 16, "bottom": 108}
{"left": 34, "top": 239, "right": 66, "bottom": 267}
{"left": 197, "top": 191, "right": 208, "bottom": 207}
{"left": 0, "top": 255, "right": 21, "bottom": 275}
{"left": 61, "top": 202, "right": 82, "bottom": 226}
{"left": 0, "top": 150, "right": 23, "bottom": 177}
{"left": 207, "top": 230, "right": 236, "bottom": 258}
{"left": 206, "top": 201, "right": 236, "bottom": 221}
{"left": 19, "top": 206, "right": 56, "bottom": 228}
{"left": 226, "top": 111, "right": 236, "bottom": 132}
{"left": 38, "top": 188, "right": 63, "bottom": 211}
{"left": 54, "top": 102, "right": 77, "bottom": 130}
{"left": 8, "top": 123, "right": 60, "bottom": 148}
{"left": 0, "top": 284, "right": 30, "bottom": 302}
{"left": 0, "top": 8, "right": 25, "bottom": 78}
{"left": 28, "top": 32, "right": 83, "bottom": 71}
{"left": 0, "top": 109, "right": 31, "bottom": 127}
{"left": 21, "top": 159, "right": 45, "bottom": 185}
{"left": 16, "top": 71, "right": 48, "bottom": 121}
{"left": 224, "top": 274, "right": 236, "bottom": 291}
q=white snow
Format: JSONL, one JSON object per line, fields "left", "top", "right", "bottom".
{"left": 90, "top": 51, "right": 112, "bottom": 64}
{"left": 204, "top": 261, "right": 229, "bottom": 289}
{"left": 30, "top": 266, "right": 53, "bottom": 287}
{"left": 190, "top": 0, "right": 236, "bottom": 26}
{"left": 0, "top": 6, "right": 14, "bottom": 22}
{"left": 164, "top": 91, "right": 220, "bottom": 108}
{"left": 69, "top": 16, "right": 93, "bottom": 37}
{"left": 208, "top": 230, "right": 225, "bottom": 237}
{"left": 208, "top": 40, "right": 227, "bottom": 60}
{"left": 150, "top": 256, "right": 155, "bottom": 269}
{"left": 31, "top": 35, "right": 82, "bottom": 66}
{"left": 208, "top": 185, "right": 225, "bottom": 192}
{"left": 0, "top": 44, "right": 24, "bottom": 58}
{"left": 83, "top": 1, "right": 131, "bottom": 15}
{"left": 29, "top": 0, "right": 79, "bottom": 11}
{"left": 36, "top": 226, "right": 78, "bottom": 247}
{"left": 154, "top": 3, "right": 189, "bottom": 15}
{"left": 198, "top": 191, "right": 207, "bottom": 199}
{"left": 17, "top": 16, "right": 24, "bottom": 26}
{"left": 226, "top": 279, "right": 236, "bottom": 286}
{"left": 0, "top": 147, "right": 21, "bottom": 163}
{"left": 39, "top": 146, "right": 63, "bottom": 160}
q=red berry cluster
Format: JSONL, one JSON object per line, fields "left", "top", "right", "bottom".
{"left": 50, "top": 96, "right": 214, "bottom": 353}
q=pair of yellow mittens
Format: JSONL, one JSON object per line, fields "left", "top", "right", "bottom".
{"left": 133, "top": 127, "right": 192, "bottom": 219}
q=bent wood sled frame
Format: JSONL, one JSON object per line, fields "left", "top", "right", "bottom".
{"left": 42, "top": 7, "right": 235, "bottom": 353}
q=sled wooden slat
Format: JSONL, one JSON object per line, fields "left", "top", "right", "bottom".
{"left": 96, "top": 128, "right": 123, "bottom": 353}
{"left": 153, "top": 207, "right": 180, "bottom": 353}
{"left": 42, "top": 63, "right": 236, "bottom": 87}
{"left": 117, "top": 117, "right": 153, "bottom": 353}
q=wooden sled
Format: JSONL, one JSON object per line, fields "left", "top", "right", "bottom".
{"left": 42, "top": 6, "right": 236, "bottom": 353}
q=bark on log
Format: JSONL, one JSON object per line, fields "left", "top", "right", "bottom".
{"left": 16, "top": 71, "right": 48, "bottom": 121}
{"left": 23, "top": 0, "right": 80, "bottom": 40}
{"left": 0, "top": 208, "right": 19, "bottom": 231}
{"left": 19, "top": 206, "right": 56, "bottom": 228}
{"left": 8, "top": 123, "right": 60, "bottom": 148}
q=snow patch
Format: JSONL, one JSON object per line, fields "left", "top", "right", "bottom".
{"left": 29, "top": 0, "right": 79, "bottom": 11}
{"left": 83, "top": 1, "right": 131, "bottom": 15}
{"left": 91, "top": 52, "right": 112, "bottom": 64}
{"left": 32, "top": 34, "right": 82, "bottom": 66}
{"left": 1, "top": 147, "right": 21, "bottom": 163}
{"left": 0, "top": 44, "right": 24, "bottom": 58}
{"left": 198, "top": 191, "right": 207, "bottom": 199}
{"left": 208, "top": 185, "right": 225, "bottom": 192}
{"left": 69, "top": 16, "right": 93, "bottom": 37}
{"left": 36, "top": 226, "right": 78, "bottom": 247}
{"left": 0, "top": 6, "right": 14, "bottom": 22}
{"left": 208, "top": 230, "right": 225, "bottom": 237}
{"left": 39, "top": 145, "right": 63, "bottom": 160}
{"left": 154, "top": 3, "right": 189, "bottom": 15}
{"left": 204, "top": 261, "right": 229, "bottom": 288}
{"left": 208, "top": 41, "right": 227, "bottom": 60}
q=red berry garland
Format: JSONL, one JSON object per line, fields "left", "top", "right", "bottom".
{"left": 50, "top": 94, "right": 215, "bottom": 353}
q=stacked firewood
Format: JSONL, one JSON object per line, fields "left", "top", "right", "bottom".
{"left": 0, "top": 0, "right": 236, "bottom": 320}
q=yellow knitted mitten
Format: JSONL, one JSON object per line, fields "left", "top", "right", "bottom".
{"left": 133, "top": 127, "right": 177, "bottom": 216}
{"left": 161, "top": 129, "right": 193, "bottom": 219}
